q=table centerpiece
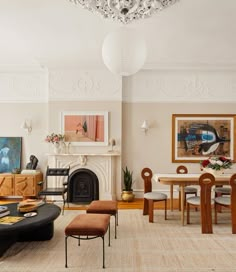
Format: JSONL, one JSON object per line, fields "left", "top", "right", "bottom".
{"left": 200, "top": 156, "right": 232, "bottom": 175}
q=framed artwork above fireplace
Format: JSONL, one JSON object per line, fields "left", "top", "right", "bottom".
{"left": 61, "top": 111, "right": 108, "bottom": 146}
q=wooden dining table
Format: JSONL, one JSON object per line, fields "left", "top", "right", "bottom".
{"left": 153, "top": 173, "right": 232, "bottom": 226}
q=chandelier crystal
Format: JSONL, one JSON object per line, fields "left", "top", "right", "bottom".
{"left": 70, "top": 0, "right": 179, "bottom": 24}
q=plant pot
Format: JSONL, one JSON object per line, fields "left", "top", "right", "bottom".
{"left": 121, "top": 190, "right": 135, "bottom": 202}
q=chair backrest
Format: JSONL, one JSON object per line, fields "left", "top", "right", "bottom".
{"left": 229, "top": 173, "right": 236, "bottom": 233}
{"left": 199, "top": 173, "right": 215, "bottom": 234}
{"left": 141, "top": 168, "right": 153, "bottom": 193}
{"left": 176, "top": 165, "right": 188, "bottom": 174}
{"left": 46, "top": 166, "right": 70, "bottom": 187}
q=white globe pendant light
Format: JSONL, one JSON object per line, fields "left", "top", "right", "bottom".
{"left": 102, "top": 28, "right": 147, "bottom": 76}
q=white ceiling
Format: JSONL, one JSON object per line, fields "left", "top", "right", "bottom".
{"left": 0, "top": 0, "right": 236, "bottom": 69}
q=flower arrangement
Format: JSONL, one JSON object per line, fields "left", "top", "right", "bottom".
{"left": 200, "top": 156, "right": 232, "bottom": 171}
{"left": 45, "top": 133, "right": 64, "bottom": 143}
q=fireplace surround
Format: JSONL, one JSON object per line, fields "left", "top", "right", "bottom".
{"left": 47, "top": 153, "right": 120, "bottom": 201}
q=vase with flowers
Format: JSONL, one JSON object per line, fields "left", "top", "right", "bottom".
{"left": 45, "top": 133, "right": 65, "bottom": 154}
{"left": 200, "top": 156, "right": 232, "bottom": 176}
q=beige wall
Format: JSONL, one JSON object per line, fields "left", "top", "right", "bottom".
{"left": 0, "top": 103, "right": 48, "bottom": 170}
{"left": 122, "top": 102, "right": 236, "bottom": 197}
{"left": 1, "top": 67, "right": 236, "bottom": 199}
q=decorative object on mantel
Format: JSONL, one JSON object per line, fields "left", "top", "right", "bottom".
{"left": 65, "top": 142, "right": 71, "bottom": 154}
{"left": 26, "top": 155, "right": 38, "bottom": 170}
{"left": 79, "top": 155, "right": 87, "bottom": 166}
{"left": 121, "top": 166, "right": 135, "bottom": 202}
{"left": 200, "top": 156, "right": 232, "bottom": 176}
{"left": 53, "top": 142, "right": 61, "bottom": 154}
{"left": 69, "top": 0, "right": 179, "bottom": 24}
{"left": 108, "top": 138, "right": 116, "bottom": 152}
{"left": 45, "top": 133, "right": 65, "bottom": 154}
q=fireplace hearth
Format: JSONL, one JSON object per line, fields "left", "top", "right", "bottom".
{"left": 68, "top": 168, "right": 99, "bottom": 203}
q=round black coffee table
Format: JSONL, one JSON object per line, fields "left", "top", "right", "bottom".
{"left": 0, "top": 203, "right": 61, "bottom": 257}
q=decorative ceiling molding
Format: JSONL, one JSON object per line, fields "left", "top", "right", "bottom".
{"left": 123, "top": 70, "right": 236, "bottom": 103}
{"left": 1, "top": 67, "right": 235, "bottom": 103}
{"left": 49, "top": 69, "right": 122, "bottom": 101}
{"left": 0, "top": 71, "right": 48, "bottom": 103}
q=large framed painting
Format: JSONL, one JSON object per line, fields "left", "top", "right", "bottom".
{"left": 0, "top": 137, "right": 22, "bottom": 173}
{"left": 172, "top": 114, "right": 236, "bottom": 163}
{"left": 61, "top": 111, "right": 108, "bottom": 146}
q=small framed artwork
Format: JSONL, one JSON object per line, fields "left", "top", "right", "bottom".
{"left": 172, "top": 114, "right": 236, "bottom": 163}
{"left": 0, "top": 137, "right": 22, "bottom": 173}
{"left": 61, "top": 111, "right": 109, "bottom": 146}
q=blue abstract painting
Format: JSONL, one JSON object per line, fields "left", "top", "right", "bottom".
{"left": 0, "top": 137, "right": 22, "bottom": 173}
{"left": 172, "top": 115, "right": 234, "bottom": 162}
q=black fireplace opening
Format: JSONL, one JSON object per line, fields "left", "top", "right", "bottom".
{"left": 68, "top": 168, "right": 99, "bottom": 204}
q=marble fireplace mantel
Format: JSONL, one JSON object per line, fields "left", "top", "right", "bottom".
{"left": 47, "top": 152, "right": 120, "bottom": 201}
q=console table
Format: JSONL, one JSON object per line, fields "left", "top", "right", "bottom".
{"left": 0, "top": 202, "right": 61, "bottom": 257}
{"left": 0, "top": 172, "right": 43, "bottom": 198}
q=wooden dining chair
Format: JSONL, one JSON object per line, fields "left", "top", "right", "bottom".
{"left": 176, "top": 165, "right": 198, "bottom": 211}
{"left": 186, "top": 173, "right": 215, "bottom": 233}
{"left": 141, "top": 167, "right": 167, "bottom": 223}
{"left": 214, "top": 173, "right": 236, "bottom": 234}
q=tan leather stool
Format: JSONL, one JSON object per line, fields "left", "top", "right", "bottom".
{"left": 86, "top": 200, "right": 118, "bottom": 238}
{"left": 65, "top": 213, "right": 110, "bottom": 269}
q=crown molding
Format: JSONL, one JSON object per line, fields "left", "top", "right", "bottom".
{"left": 1, "top": 61, "right": 236, "bottom": 72}
{"left": 0, "top": 64, "right": 47, "bottom": 73}
{"left": 143, "top": 62, "right": 236, "bottom": 71}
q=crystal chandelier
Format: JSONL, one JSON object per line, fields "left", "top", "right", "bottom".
{"left": 70, "top": 0, "right": 179, "bottom": 24}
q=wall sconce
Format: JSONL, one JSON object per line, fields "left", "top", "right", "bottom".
{"left": 21, "top": 120, "right": 32, "bottom": 134}
{"left": 141, "top": 120, "right": 149, "bottom": 134}
{"left": 108, "top": 138, "right": 116, "bottom": 152}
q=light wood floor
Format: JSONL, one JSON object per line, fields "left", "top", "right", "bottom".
{"left": 0, "top": 198, "right": 180, "bottom": 210}
{"left": 117, "top": 198, "right": 179, "bottom": 210}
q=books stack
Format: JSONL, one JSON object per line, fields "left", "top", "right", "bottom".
{"left": 17, "top": 199, "right": 45, "bottom": 213}
{"left": 0, "top": 216, "right": 25, "bottom": 225}
{"left": 0, "top": 205, "right": 10, "bottom": 218}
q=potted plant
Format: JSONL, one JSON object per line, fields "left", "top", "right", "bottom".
{"left": 121, "top": 166, "right": 135, "bottom": 202}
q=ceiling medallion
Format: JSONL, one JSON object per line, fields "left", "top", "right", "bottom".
{"left": 70, "top": 0, "right": 179, "bottom": 24}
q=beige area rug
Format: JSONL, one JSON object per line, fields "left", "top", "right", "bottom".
{"left": 0, "top": 209, "right": 236, "bottom": 272}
